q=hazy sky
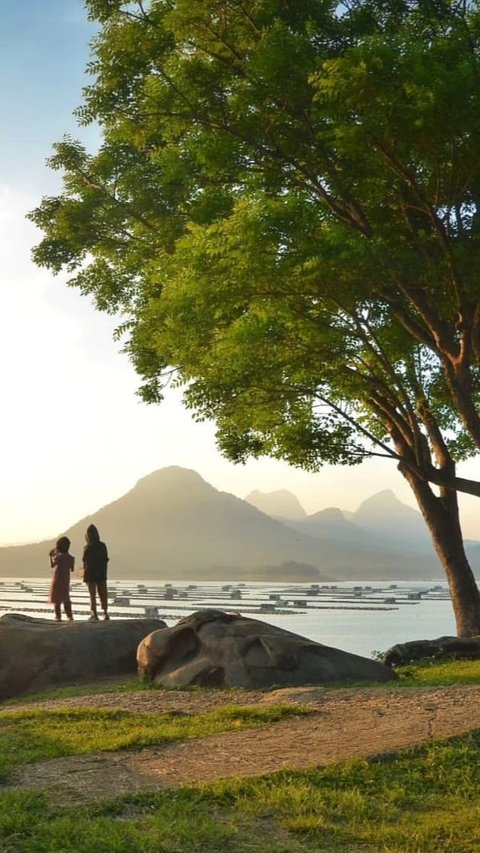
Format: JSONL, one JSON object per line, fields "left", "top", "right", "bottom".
{"left": 1, "top": 0, "right": 479, "bottom": 546}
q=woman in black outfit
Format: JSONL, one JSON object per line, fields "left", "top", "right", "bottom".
{"left": 83, "top": 523, "right": 110, "bottom": 621}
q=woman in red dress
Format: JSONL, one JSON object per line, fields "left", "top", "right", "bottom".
{"left": 49, "top": 536, "right": 74, "bottom": 621}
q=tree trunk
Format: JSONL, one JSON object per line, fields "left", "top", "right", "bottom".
{"left": 400, "top": 467, "right": 480, "bottom": 637}
{"left": 445, "top": 360, "right": 480, "bottom": 453}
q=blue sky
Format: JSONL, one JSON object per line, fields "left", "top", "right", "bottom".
{"left": 0, "top": 1, "right": 97, "bottom": 191}
{"left": 0, "top": 0, "right": 479, "bottom": 547}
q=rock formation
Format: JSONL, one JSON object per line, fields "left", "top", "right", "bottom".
{"left": 137, "top": 609, "right": 397, "bottom": 688}
{"left": 0, "top": 613, "right": 166, "bottom": 700}
{"left": 383, "top": 635, "right": 480, "bottom": 667}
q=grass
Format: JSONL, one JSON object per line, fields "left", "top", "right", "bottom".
{"left": 395, "top": 656, "right": 480, "bottom": 686}
{"left": 2, "top": 657, "right": 480, "bottom": 850}
{"left": 1, "top": 730, "right": 480, "bottom": 851}
{"left": 0, "top": 704, "right": 309, "bottom": 781}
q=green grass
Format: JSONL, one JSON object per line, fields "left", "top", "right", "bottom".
{"left": 2, "top": 730, "right": 480, "bottom": 851}
{"left": 396, "top": 656, "right": 480, "bottom": 686}
{"left": 0, "top": 704, "right": 309, "bottom": 781}
{"left": 1, "top": 658, "right": 480, "bottom": 850}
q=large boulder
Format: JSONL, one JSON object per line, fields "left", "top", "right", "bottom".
{"left": 0, "top": 613, "right": 166, "bottom": 700}
{"left": 137, "top": 609, "right": 397, "bottom": 688}
{"left": 383, "top": 635, "right": 480, "bottom": 667}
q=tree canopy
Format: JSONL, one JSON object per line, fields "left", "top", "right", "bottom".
{"left": 30, "top": 0, "right": 480, "bottom": 632}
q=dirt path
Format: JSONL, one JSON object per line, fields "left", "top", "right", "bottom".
{"left": 4, "top": 684, "right": 480, "bottom": 805}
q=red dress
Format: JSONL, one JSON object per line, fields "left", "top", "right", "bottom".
{"left": 49, "top": 553, "right": 74, "bottom": 604}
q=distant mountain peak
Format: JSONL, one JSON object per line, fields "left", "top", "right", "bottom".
{"left": 308, "top": 507, "right": 347, "bottom": 523}
{"left": 356, "top": 490, "right": 418, "bottom": 518}
{"left": 245, "top": 489, "right": 307, "bottom": 520}
{"left": 353, "top": 488, "right": 430, "bottom": 551}
{"left": 131, "top": 466, "right": 218, "bottom": 496}
{"left": 289, "top": 506, "right": 366, "bottom": 541}
{"left": 135, "top": 466, "right": 206, "bottom": 486}
{"left": 359, "top": 490, "right": 398, "bottom": 507}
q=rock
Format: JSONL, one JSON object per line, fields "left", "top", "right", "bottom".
{"left": 137, "top": 609, "right": 397, "bottom": 688}
{"left": 383, "top": 635, "right": 480, "bottom": 667}
{"left": 0, "top": 613, "right": 167, "bottom": 700}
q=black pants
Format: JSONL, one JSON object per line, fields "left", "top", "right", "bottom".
{"left": 54, "top": 600, "right": 73, "bottom": 620}
{"left": 88, "top": 581, "right": 108, "bottom": 614}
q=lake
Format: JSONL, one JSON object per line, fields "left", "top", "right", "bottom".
{"left": 0, "top": 577, "right": 456, "bottom": 659}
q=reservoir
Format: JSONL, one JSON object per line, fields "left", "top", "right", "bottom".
{"left": 0, "top": 578, "right": 456, "bottom": 660}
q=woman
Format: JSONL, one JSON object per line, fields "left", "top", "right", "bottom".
{"left": 49, "top": 536, "right": 74, "bottom": 621}
{"left": 83, "top": 523, "right": 110, "bottom": 621}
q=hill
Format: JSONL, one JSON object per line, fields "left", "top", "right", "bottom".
{"left": 352, "top": 490, "right": 432, "bottom": 552}
{"left": 287, "top": 507, "right": 369, "bottom": 544}
{"left": 245, "top": 489, "right": 307, "bottom": 520}
{"left": 0, "top": 467, "right": 446, "bottom": 580}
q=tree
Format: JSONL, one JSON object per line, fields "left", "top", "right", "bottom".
{"left": 30, "top": 0, "right": 480, "bottom": 635}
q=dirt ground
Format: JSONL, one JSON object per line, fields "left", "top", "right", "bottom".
{"left": 3, "top": 683, "right": 480, "bottom": 806}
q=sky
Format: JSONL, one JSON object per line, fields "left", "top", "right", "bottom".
{"left": 0, "top": 0, "right": 479, "bottom": 546}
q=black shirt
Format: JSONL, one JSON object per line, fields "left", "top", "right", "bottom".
{"left": 83, "top": 541, "right": 109, "bottom": 583}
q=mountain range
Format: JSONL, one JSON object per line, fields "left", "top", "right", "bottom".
{"left": 246, "top": 486, "right": 480, "bottom": 576}
{"left": 0, "top": 467, "right": 477, "bottom": 581}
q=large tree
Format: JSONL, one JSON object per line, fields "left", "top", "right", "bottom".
{"left": 30, "top": 0, "right": 480, "bottom": 634}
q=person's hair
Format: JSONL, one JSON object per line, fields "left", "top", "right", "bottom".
{"left": 56, "top": 536, "right": 70, "bottom": 553}
{"left": 85, "top": 524, "right": 100, "bottom": 544}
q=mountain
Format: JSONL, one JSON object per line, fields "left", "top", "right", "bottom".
{"left": 245, "top": 485, "right": 480, "bottom": 577}
{"left": 352, "top": 490, "right": 480, "bottom": 568}
{"left": 63, "top": 467, "right": 331, "bottom": 578}
{"left": 352, "top": 490, "right": 432, "bottom": 553}
{"left": 0, "top": 467, "right": 449, "bottom": 581}
{"left": 245, "top": 489, "right": 307, "bottom": 520}
{"left": 287, "top": 507, "right": 368, "bottom": 543}
{"left": 0, "top": 468, "right": 330, "bottom": 581}
{"left": 252, "top": 486, "right": 436, "bottom": 553}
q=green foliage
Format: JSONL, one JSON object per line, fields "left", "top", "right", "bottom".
{"left": 29, "top": 0, "right": 480, "bottom": 498}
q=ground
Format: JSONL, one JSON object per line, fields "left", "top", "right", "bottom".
{"left": 3, "top": 683, "right": 480, "bottom": 806}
